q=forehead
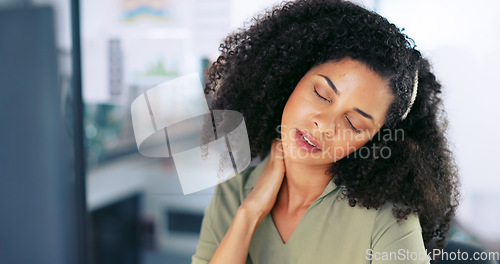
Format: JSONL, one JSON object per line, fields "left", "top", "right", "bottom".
{"left": 307, "top": 58, "right": 394, "bottom": 124}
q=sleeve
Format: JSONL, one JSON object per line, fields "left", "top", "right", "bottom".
{"left": 369, "top": 205, "right": 431, "bottom": 264}
{"left": 191, "top": 185, "right": 221, "bottom": 264}
{"left": 191, "top": 167, "right": 255, "bottom": 264}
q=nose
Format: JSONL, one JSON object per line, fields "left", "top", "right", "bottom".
{"left": 313, "top": 118, "right": 335, "bottom": 138}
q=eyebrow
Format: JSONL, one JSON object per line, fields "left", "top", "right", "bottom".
{"left": 318, "top": 74, "right": 339, "bottom": 95}
{"left": 318, "top": 74, "right": 375, "bottom": 124}
{"left": 354, "top": 107, "right": 374, "bottom": 123}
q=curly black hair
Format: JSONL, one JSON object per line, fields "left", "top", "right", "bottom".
{"left": 204, "top": 0, "right": 459, "bottom": 251}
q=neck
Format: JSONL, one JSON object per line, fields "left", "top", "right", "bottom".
{"left": 276, "top": 160, "right": 332, "bottom": 212}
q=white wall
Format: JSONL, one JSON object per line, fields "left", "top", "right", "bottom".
{"left": 376, "top": 0, "right": 500, "bottom": 241}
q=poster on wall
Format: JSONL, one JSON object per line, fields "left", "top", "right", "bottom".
{"left": 81, "top": 0, "right": 194, "bottom": 105}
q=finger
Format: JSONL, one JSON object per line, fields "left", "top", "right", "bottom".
{"left": 270, "top": 140, "right": 285, "bottom": 160}
{"left": 275, "top": 140, "right": 285, "bottom": 160}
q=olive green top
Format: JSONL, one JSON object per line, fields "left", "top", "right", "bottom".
{"left": 192, "top": 156, "right": 430, "bottom": 264}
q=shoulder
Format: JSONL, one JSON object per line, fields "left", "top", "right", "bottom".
{"left": 327, "top": 197, "right": 422, "bottom": 244}
{"left": 366, "top": 203, "right": 429, "bottom": 263}
{"left": 193, "top": 160, "right": 265, "bottom": 264}
{"left": 370, "top": 202, "right": 424, "bottom": 249}
{"left": 215, "top": 155, "right": 268, "bottom": 202}
{"left": 203, "top": 156, "right": 268, "bottom": 227}
{"left": 197, "top": 157, "right": 267, "bottom": 248}
{"left": 372, "top": 202, "right": 421, "bottom": 231}
{"left": 212, "top": 165, "right": 255, "bottom": 208}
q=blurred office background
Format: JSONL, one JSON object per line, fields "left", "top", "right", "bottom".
{"left": 0, "top": 0, "right": 499, "bottom": 263}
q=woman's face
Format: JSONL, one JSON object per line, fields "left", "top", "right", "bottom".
{"left": 280, "top": 58, "right": 394, "bottom": 166}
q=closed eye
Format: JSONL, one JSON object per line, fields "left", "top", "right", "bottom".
{"left": 314, "top": 88, "right": 331, "bottom": 103}
{"left": 345, "top": 116, "right": 361, "bottom": 134}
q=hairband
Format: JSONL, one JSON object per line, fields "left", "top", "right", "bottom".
{"left": 401, "top": 69, "right": 419, "bottom": 120}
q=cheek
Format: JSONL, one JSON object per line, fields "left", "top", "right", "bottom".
{"left": 283, "top": 94, "right": 304, "bottom": 118}
{"left": 324, "top": 134, "right": 371, "bottom": 160}
{"left": 281, "top": 94, "right": 316, "bottom": 142}
{"left": 282, "top": 84, "right": 316, "bottom": 118}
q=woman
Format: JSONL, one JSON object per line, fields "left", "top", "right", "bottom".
{"left": 193, "top": 0, "right": 459, "bottom": 263}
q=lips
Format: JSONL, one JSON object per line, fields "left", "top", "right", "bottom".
{"left": 295, "top": 129, "right": 321, "bottom": 153}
